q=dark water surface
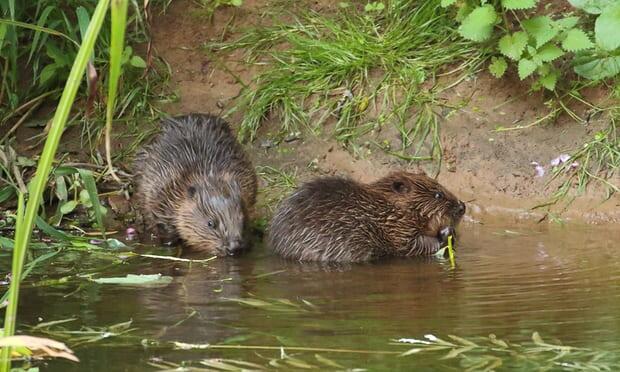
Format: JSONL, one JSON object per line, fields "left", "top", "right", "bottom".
{"left": 8, "top": 221, "right": 620, "bottom": 371}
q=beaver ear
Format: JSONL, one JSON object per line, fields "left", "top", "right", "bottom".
{"left": 391, "top": 180, "right": 410, "bottom": 194}
{"left": 187, "top": 186, "right": 197, "bottom": 198}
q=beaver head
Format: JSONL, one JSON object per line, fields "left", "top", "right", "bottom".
{"left": 174, "top": 175, "right": 247, "bottom": 256}
{"left": 371, "top": 171, "right": 465, "bottom": 245}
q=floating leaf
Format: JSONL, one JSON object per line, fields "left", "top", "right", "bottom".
{"left": 489, "top": 57, "right": 508, "bottom": 78}
{"left": 498, "top": 31, "right": 528, "bottom": 60}
{"left": 0, "top": 335, "right": 79, "bottom": 362}
{"left": 562, "top": 28, "right": 594, "bottom": 51}
{"left": 92, "top": 274, "right": 173, "bottom": 286}
{"left": 501, "top": 0, "right": 537, "bottom": 10}
{"left": 523, "top": 16, "right": 558, "bottom": 47}
{"left": 595, "top": 3, "right": 620, "bottom": 51}
{"left": 518, "top": 58, "right": 537, "bottom": 79}
{"left": 458, "top": 5, "right": 497, "bottom": 42}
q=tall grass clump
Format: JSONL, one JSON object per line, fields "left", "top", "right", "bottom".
{"left": 0, "top": 0, "right": 129, "bottom": 369}
{"left": 0, "top": 0, "right": 171, "bottom": 167}
{"left": 210, "top": 0, "right": 486, "bottom": 159}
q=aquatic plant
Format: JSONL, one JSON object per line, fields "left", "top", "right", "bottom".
{"left": 0, "top": 0, "right": 130, "bottom": 369}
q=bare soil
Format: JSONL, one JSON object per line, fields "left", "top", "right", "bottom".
{"left": 150, "top": 0, "right": 620, "bottom": 225}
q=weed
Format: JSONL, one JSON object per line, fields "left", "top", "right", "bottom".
{"left": 209, "top": 0, "right": 485, "bottom": 162}
{"left": 256, "top": 165, "right": 297, "bottom": 212}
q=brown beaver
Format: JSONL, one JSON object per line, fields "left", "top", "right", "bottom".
{"left": 133, "top": 113, "right": 257, "bottom": 256}
{"left": 267, "top": 171, "right": 465, "bottom": 262}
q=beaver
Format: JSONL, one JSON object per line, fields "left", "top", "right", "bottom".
{"left": 267, "top": 171, "right": 465, "bottom": 262}
{"left": 133, "top": 113, "right": 257, "bottom": 256}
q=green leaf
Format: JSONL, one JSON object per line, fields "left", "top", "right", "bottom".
{"left": 595, "top": 3, "right": 620, "bottom": 51}
{"left": 562, "top": 28, "right": 594, "bottom": 51}
{"left": 489, "top": 57, "right": 508, "bottom": 78}
{"left": 518, "top": 58, "right": 537, "bottom": 79}
{"left": 568, "top": 0, "right": 616, "bottom": 14}
{"left": 60, "top": 200, "right": 78, "bottom": 215}
{"left": 498, "top": 31, "right": 528, "bottom": 60}
{"left": 458, "top": 5, "right": 497, "bottom": 42}
{"left": 129, "top": 55, "right": 146, "bottom": 68}
{"left": 554, "top": 16, "right": 580, "bottom": 30}
{"left": 229, "top": 0, "right": 243, "bottom": 6}
{"left": 92, "top": 274, "right": 173, "bottom": 286}
{"left": 574, "top": 56, "right": 620, "bottom": 79}
{"left": 539, "top": 71, "right": 559, "bottom": 90}
{"left": 441, "top": 0, "right": 456, "bottom": 6}
{"left": 523, "top": 16, "right": 559, "bottom": 48}
{"left": 39, "top": 63, "right": 58, "bottom": 86}
{"left": 533, "top": 44, "right": 565, "bottom": 63}
{"left": 35, "top": 216, "right": 71, "bottom": 241}
{"left": 77, "top": 169, "right": 105, "bottom": 232}
{"left": 0, "top": 186, "right": 15, "bottom": 204}
{"left": 502, "top": 0, "right": 537, "bottom": 10}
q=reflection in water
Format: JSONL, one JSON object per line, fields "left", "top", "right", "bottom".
{"left": 10, "top": 222, "right": 620, "bottom": 370}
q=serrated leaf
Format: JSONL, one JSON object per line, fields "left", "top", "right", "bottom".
{"left": 518, "top": 58, "right": 537, "bottom": 79}
{"left": 60, "top": 200, "right": 78, "bottom": 215}
{"left": 554, "top": 16, "right": 580, "bottom": 30}
{"left": 489, "top": 57, "right": 508, "bottom": 78}
{"left": 574, "top": 56, "right": 620, "bottom": 79}
{"left": 502, "top": 0, "right": 537, "bottom": 10}
{"left": 539, "top": 71, "right": 558, "bottom": 90}
{"left": 595, "top": 3, "right": 620, "bottom": 51}
{"left": 523, "top": 16, "right": 559, "bottom": 47}
{"left": 458, "top": 5, "right": 497, "bottom": 42}
{"left": 498, "top": 31, "right": 528, "bottom": 60}
{"left": 562, "top": 28, "right": 594, "bottom": 51}
{"left": 441, "top": 0, "right": 456, "bottom": 6}
{"left": 533, "top": 44, "right": 565, "bottom": 63}
{"left": 568, "top": 0, "right": 616, "bottom": 14}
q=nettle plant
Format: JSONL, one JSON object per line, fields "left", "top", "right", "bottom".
{"left": 442, "top": 0, "right": 620, "bottom": 90}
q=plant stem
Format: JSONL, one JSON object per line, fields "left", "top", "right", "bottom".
{"left": 0, "top": 0, "right": 110, "bottom": 369}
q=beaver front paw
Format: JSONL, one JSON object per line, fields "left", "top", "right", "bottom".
{"left": 438, "top": 226, "right": 456, "bottom": 246}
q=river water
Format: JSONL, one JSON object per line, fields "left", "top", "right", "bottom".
{"left": 8, "top": 220, "right": 620, "bottom": 370}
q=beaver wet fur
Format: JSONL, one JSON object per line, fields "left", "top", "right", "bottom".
{"left": 268, "top": 171, "right": 465, "bottom": 262}
{"left": 134, "top": 113, "right": 257, "bottom": 256}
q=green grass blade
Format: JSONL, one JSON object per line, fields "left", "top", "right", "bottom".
{"left": 77, "top": 169, "right": 105, "bottom": 234}
{"left": 0, "top": 192, "right": 24, "bottom": 366}
{"left": 105, "top": 0, "right": 129, "bottom": 183}
{"left": 0, "top": 18, "right": 79, "bottom": 47}
{"left": 0, "top": 0, "right": 110, "bottom": 369}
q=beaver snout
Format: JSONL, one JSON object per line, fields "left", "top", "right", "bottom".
{"left": 438, "top": 226, "right": 456, "bottom": 246}
{"left": 224, "top": 239, "right": 245, "bottom": 256}
{"left": 456, "top": 201, "right": 466, "bottom": 216}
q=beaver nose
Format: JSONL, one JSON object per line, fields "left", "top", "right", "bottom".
{"left": 225, "top": 239, "right": 244, "bottom": 256}
{"left": 457, "top": 201, "right": 466, "bottom": 216}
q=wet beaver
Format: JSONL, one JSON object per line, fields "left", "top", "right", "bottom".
{"left": 268, "top": 171, "right": 465, "bottom": 262}
{"left": 134, "top": 113, "right": 257, "bottom": 256}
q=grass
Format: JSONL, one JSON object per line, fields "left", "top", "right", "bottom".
{"left": 0, "top": 0, "right": 128, "bottom": 369}
{"left": 256, "top": 165, "right": 298, "bottom": 212}
{"left": 209, "top": 0, "right": 486, "bottom": 162}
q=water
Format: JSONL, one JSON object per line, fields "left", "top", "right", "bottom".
{"left": 6, "top": 221, "right": 620, "bottom": 370}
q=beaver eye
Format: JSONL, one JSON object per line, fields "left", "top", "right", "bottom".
{"left": 434, "top": 192, "right": 444, "bottom": 200}
{"left": 207, "top": 220, "right": 217, "bottom": 229}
